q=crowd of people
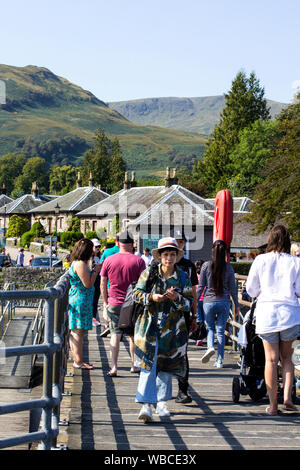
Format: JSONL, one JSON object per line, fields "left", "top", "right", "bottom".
{"left": 66, "top": 225, "right": 300, "bottom": 421}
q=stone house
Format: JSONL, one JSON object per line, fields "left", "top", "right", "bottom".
{"left": 28, "top": 173, "right": 109, "bottom": 234}
{"left": 77, "top": 168, "right": 215, "bottom": 262}
{"left": 0, "top": 182, "right": 57, "bottom": 231}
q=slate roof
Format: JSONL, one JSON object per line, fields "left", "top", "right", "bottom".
{"left": 28, "top": 187, "right": 109, "bottom": 214}
{"left": 128, "top": 186, "right": 214, "bottom": 227}
{"left": 0, "top": 194, "right": 56, "bottom": 215}
{"left": 77, "top": 185, "right": 214, "bottom": 227}
{"left": 206, "top": 196, "right": 254, "bottom": 212}
{"left": 0, "top": 194, "right": 13, "bottom": 208}
{"left": 231, "top": 214, "right": 268, "bottom": 249}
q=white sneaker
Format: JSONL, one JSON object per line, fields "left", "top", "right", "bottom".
{"left": 138, "top": 404, "right": 154, "bottom": 423}
{"left": 155, "top": 401, "right": 170, "bottom": 417}
{"left": 214, "top": 359, "right": 223, "bottom": 368}
{"left": 201, "top": 348, "right": 215, "bottom": 363}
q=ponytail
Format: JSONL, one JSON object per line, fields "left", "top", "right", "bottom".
{"left": 211, "top": 240, "right": 227, "bottom": 296}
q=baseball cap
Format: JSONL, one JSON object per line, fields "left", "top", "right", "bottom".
{"left": 118, "top": 231, "right": 134, "bottom": 244}
{"left": 174, "top": 229, "right": 186, "bottom": 241}
{"left": 91, "top": 238, "right": 101, "bottom": 247}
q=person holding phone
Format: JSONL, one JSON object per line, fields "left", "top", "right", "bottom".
{"left": 68, "top": 238, "right": 101, "bottom": 369}
{"left": 133, "top": 237, "right": 193, "bottom": 423}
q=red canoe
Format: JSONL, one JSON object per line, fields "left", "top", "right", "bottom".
{"left": 213, "top": 190, "right": 233, "bottom": 262}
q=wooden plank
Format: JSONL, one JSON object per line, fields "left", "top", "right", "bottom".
{"left": 0, "top": 318, "right": 34, "bottom": 388}
{"left": 59, "top": 318, "right": 300, "bottom": 451}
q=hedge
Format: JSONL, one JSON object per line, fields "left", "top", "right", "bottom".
{"left": 60, "top": 231, "right": 84, "bottom": 247}
{"left": 230, "top": 262, "right": 252, "bottom": 276}
{"left": 85, "top": 231, "right": 97, "bottom": 240}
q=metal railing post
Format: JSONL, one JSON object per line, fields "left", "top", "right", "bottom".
{"left": 40, "top": 294, "right": 55, "bottom": 450}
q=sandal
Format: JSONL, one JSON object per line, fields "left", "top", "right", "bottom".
{"left": 130, "top": 368, "right": 140, "bottom": 374}
{"left": 73, "top": 362, "right": 94, "bottom": 369}
{"left": 107, "top": 371, "right": 117, "bottom": 377}
{"left": 266, "top": 406, "right": 279, "bottom": 416}
{"left": 283, "top": 403, "right": 299, "bottom": 412}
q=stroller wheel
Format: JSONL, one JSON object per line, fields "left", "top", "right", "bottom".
{"left": 232, "top": 376, "right": 240, "bottom": 403}
{"left": 249, "top": 382, "right": 267, "bottom": 402}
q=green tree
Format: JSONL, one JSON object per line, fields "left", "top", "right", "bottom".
{"left": 6, "top": 214, "right": 29, "bottom": 238}
{"left": 11, "top": 156, "right": 49, "bottom": 198}
{"left": 67, "top": 216, "right": 81, "bottom": 232}
{"left": 229, "top": 119, "right": 279, "bottom": 197}
{"left": 177, "top": 168, "right": 209, "bottom": 197}
{"left": 49, "top": 165, "right": 78, "bottom": 194}
{"left": 0, "top": 153, "right": 26, "bottom": 196}
{"left": 249, "top": 98, "right": 300, "bottom": 239}
{"left": 194, "top": 71, "right": 270, "bottom": 195}
{"left": 108, "top": 138, "right": 126, "bottom": 193}
{"left": 82, "top": 129, "right": 111, "bottom": 188}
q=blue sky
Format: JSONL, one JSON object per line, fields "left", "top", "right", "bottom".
{"left": 1, "top": 0, "right": 299, "bottom": 104}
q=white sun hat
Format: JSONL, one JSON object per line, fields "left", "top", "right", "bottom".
{"left": 151, "top": 237, "right": 184, "bottom": 263}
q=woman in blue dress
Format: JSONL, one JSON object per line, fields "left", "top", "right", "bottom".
{"left": 68, "top": 238, "right": 101, "bottom": 369}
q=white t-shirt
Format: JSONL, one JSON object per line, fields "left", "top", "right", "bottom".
{"left": 141, "top": 254, "right": 153, "bottom": 267}
{"left": 246, "top": 252, "right": 300, "bottom": 334}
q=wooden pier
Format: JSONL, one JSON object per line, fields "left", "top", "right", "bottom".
{"left": 56, "top": 327, "right": 300, "bottom": 451}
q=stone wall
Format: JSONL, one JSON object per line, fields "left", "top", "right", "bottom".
{"left": 0, "top": 267, "right": 66, "bottom": 289}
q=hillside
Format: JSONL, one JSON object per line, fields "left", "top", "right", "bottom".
{"left": 108, "top": 96, "right": 287, "bottom": 135}
{"left": 0, "top": 65, "right": 207, "bottom": 175}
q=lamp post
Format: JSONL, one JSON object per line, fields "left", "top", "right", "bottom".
{"left": 54, "top": 202, "right": 60, "bottom": 233}
{"left": 3, "top": 205, "right": 6, "bottom": 249}
{"left": 54, "top": 203, "right": 60, "bottom": 262}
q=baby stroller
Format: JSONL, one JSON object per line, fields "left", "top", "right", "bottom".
{"left": 232, "top": 301, "right": 298, "bottom": 404}
{"left": 232, "top": 300, "right": 267, "bottom": 403}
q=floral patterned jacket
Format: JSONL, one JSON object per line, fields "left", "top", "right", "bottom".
{"left": 133, "top": 264, "right": 193, "bottom": 374}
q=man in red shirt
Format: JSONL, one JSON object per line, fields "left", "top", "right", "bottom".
{"left": 100, "top": 231, "right": 145, "bottom": 376}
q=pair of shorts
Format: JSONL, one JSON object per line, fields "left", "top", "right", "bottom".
{"left": 107, "top": 304, "right": 123, "bottom": 335}
{"left": 259, "top": 324, "right": 300, "bottom": 343}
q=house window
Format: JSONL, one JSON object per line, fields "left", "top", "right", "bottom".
{"left": 122, "top": 219, "right": 130, "bottom": 231}
{"left": 59, "top": 217, "right": 63, "bottom": 230}
{"left": 92, "top": 220, "right": 97, "bottom": 231}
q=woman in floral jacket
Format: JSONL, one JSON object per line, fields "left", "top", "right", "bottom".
{"left": 133, "top": 237, "right": 193, "bottom": 422}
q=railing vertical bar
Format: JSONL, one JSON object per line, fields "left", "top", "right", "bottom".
{"left": 40, "top": 294, "right": 55, "bottom": 450}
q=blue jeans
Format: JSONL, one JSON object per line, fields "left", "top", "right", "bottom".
{"left": 203, "top": 301, "right": 231, "bottom": 361}
{"left": 196, "top": 301, "right": 204, "bottom": 323}
{"left": 136, "top": 339, "right": 172, "bottom": 404}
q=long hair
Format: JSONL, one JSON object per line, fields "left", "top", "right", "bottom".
{"left": 71, "top": 238, "right": 94, "bottom": 263}
{"left": 266, "top": 225, "right": 291, "bottom": 254}
{"left": 211, "top": 240, "right": 227, "bottom": 296}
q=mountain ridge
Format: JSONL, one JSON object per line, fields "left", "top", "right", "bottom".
{"left": 0, "top": 64, "right": 207, "bottom": 175}
{"left": 108, "top": 95, "right": 287, "bottom": 135}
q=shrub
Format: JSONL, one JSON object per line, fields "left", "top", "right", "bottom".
{"left": 60, "top": 231, "right": 84, "bottom": 247}
{"left": 6, "top": 215, "right": 29, "bottom": 238}
{"left": 20, "top": 231, "right": 33, "bottom": 248}
{"left": 30, "top": 221, "right": 46, "bottom": 238}
{"left": 230, "top": 262, "right": 252, "bottom": 276}
{"left": 85, "top": 231, "right": 97, "bottom": 240}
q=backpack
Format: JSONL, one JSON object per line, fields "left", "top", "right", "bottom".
{"left": 118, "top": 266, "right": 186, "bottom": 332}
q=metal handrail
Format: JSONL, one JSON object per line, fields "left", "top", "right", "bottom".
{"left": 225, "top": 274, "right": 252, "bottom": 351}
{"left": 0, "top": 272, "right": 70, "bottom": 450}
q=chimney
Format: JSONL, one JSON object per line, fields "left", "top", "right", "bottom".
{"left": 76, "top": 171, "right": 82, "bottom": 188}
{"left": 89, "top": 171, "right": 94, "bottom": 187}
{"left": 124, "top": 171, "right": 130, "bottom": 190}
{"left": 164, "top": 167, "right": 172, "bottom": 188}
{"left": 131, "top": 171, "right": 137, "bottom": 188}
{"left": 97, "top": 184, "right": 102, "bottom": 190}
{"left": 172, "top": 168, "right": 178, "bottom": 185}
{"left": 1, "top": 183, "right": 6, "bottom": 195}
{"left": 31, "top": 181, "right": 39, "bottom": 198}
